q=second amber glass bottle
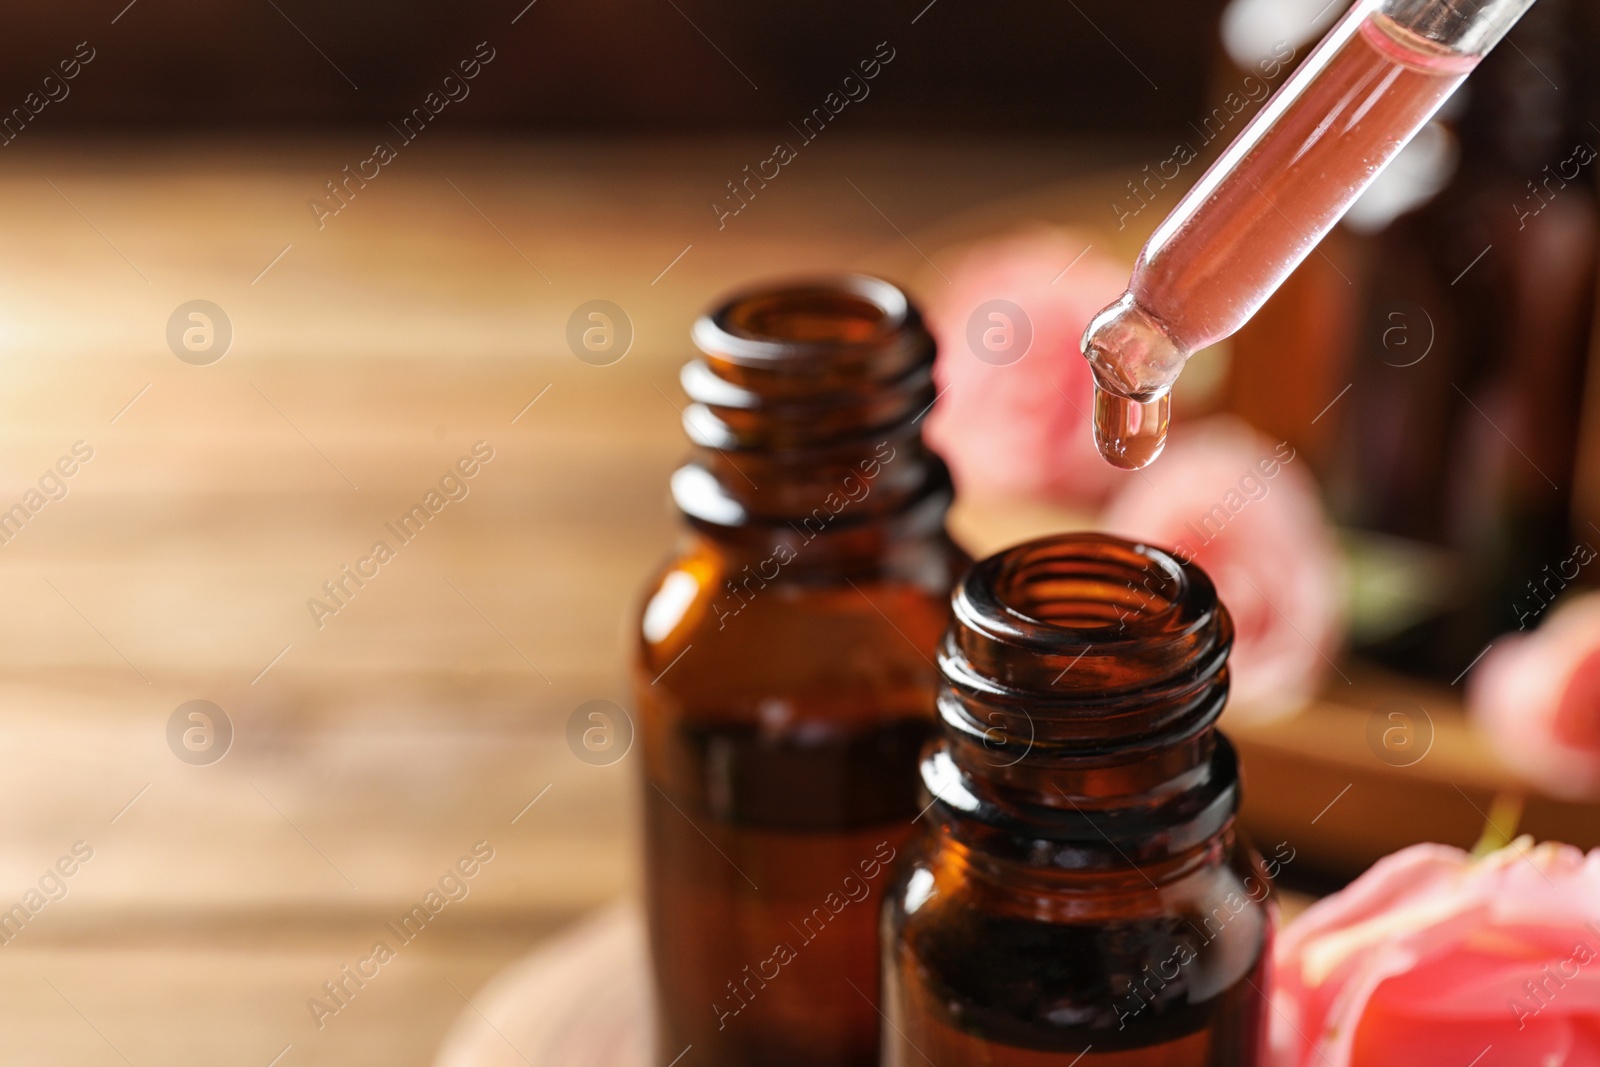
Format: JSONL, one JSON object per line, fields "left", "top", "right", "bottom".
{"left": 635, "top": 276, "right": 966, "bottom": 1067}
{"left": 883, "top": 534, "right": 1274, "bottom": 1065}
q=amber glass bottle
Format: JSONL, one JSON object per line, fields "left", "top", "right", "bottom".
{"left": 882, "top": 534, "right": 1274, "bottom": 1066}
{"left": 635, "top": 276, "right": 967, "bottom": 1067}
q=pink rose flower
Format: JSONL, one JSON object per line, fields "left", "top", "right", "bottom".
{"left": 922, "top": 229, "right": 1130, "bottom": 505}
{"left": 1470, "top": 591, "right": 1600, "bottom": 801}
{"left": 1273, "top": 839, "right": 1600, "bottom": 1067}
{"left": 1100, "top": 416, "right": 1342, "bottom": 723}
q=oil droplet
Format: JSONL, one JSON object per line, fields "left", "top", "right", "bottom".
{"left": 1092, "top": 386, "right": 1170, "bottom": 470}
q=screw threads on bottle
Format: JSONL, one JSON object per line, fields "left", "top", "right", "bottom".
{"left": 672, "top": 275, "right": 951, "bottom": 536}
{"left": 926, "top": 533, "right": 1240, "bottom": 869}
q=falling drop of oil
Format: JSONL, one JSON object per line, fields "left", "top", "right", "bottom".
{"left": 1092, "top": 386, "right": 1170, "bottom": 470}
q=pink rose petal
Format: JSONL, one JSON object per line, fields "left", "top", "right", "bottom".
{"left": 922, "top": 229, "right": 1130, "bottom": 505}
{"left": 1470, "top": 593, "right": 1600, "bottom": 800}
{"left": 1274, "top": 841, "right": 1600, "bottom": 1067}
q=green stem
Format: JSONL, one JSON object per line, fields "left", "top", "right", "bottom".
{"left": 1471, "top": 791, "right": 1525, "bottom": 857}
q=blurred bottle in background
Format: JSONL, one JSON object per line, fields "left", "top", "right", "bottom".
{"left": 1326, "top": 0, "right": 1598, "bottom": 676}
{"left": 1562, "top": 0, "right": 1600, "bottom": 587}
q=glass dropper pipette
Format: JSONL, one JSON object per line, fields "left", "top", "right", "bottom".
{"left": 1080, "top": 0, "right": 1539, "bottom": 469}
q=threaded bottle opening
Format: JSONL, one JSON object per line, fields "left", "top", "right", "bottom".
{"left": 694, "top": 275, "right": 909, "bottom": 363}
{"left": 928, "top": 534, "right": 1238, "bottom": 858}
{"left": 946, "top": 533, "right": 1230, "bottom": 708}
{"left": 717, "top": 283, "right": 900, "bottom": 347}
{"left": 684, "top": 275, "right": 931, "bottom": 432}
{"left": 673, "top": 275, "right": 949, "bottom": 534}
{"left": 989, "top": 537, "right": 1186, "bottom": 632}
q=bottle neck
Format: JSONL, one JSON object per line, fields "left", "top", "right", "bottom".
{"left": 924, "top": 535, "right": 1238, "bottom": 875}
{"left": 671, "top": 275, "right": 953, "bottom": 567}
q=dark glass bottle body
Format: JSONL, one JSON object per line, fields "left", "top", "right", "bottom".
{"left": 883, "top": 535, "right": 1275, "bottom": 1066}
{"left": 635, "top": 277, "right": 967, "bottom": 1067}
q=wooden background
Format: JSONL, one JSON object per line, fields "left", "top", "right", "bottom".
{"left": 1, "top": 130, "right": 1592, "bottom": 1065}
{"left": 0, "top": 133, "right": 1131, "bottom": 1067}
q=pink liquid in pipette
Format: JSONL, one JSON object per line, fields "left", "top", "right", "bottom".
{"left": 1085, "top": 11, "right": 1480, "bottom": 469}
